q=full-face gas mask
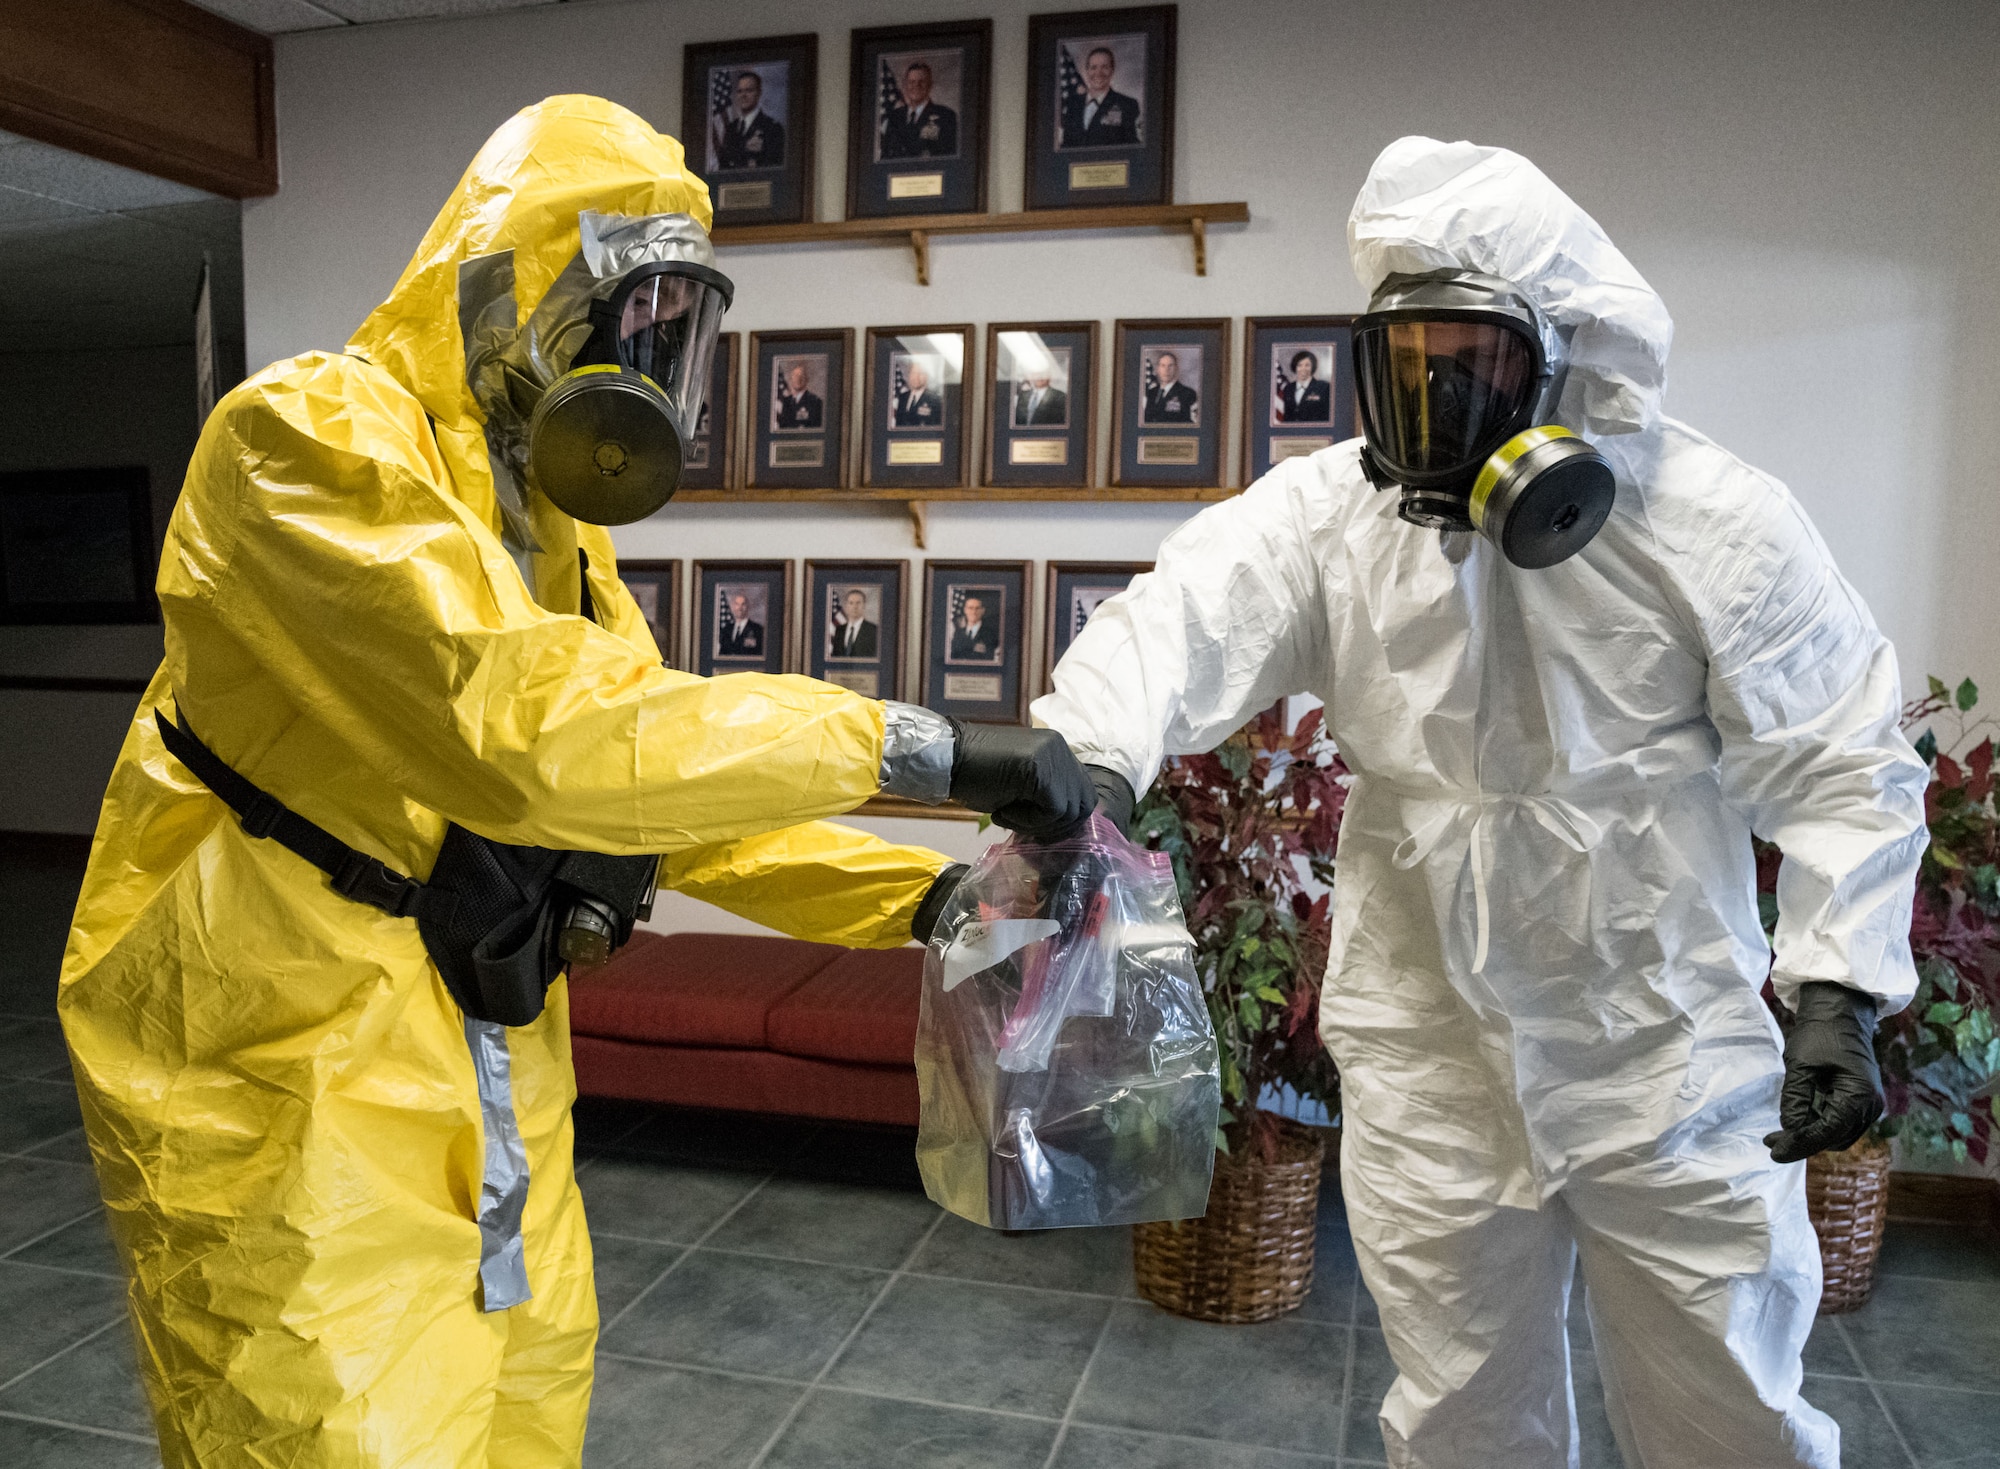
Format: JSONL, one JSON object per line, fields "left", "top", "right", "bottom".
{"left": 1352, "top": 270, "right": 1614, "bottom": 569}
{"left": 463, "top": 211, "right": 733, "bottom": 527}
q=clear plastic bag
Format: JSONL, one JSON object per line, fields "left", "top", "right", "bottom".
{"left": 915, "top": 812, "right": 1221, "bottom": 1230}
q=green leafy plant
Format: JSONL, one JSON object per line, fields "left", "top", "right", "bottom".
{"left": 1758, "top": 674, "right": 2000, "bottom": 1165}
{"left": 1133, "top": 704, "right": 1348, "bottom": 1158}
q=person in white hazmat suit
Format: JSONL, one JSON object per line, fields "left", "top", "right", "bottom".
{"left": 1036, "top": 137, "right": 1928, "bottom": 1468}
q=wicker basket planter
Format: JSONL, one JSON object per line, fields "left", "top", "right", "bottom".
{"left": 1132, "top": 1114, "right": 1327, "bottom": 1323}
{"left": 1806, "top": 1136, "right": 1892, "bottom": 1314}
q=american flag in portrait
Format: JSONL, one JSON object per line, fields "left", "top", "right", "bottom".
{"left": 878, "top": 56, "right": 904, "bottom": 145}
{"left": 716, "top": 585, "right": 737, "bottom": 640}
{"left": 1058, "top": 42, "right": 1087, "bottom": 123}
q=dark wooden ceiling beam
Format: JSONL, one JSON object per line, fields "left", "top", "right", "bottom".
{"left": 0, "top": 0, "right": 277, "bottom": 199}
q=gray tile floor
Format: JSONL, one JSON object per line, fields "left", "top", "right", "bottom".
{"left": 3, "top": 839, "right": 1998, "bottom": 1466}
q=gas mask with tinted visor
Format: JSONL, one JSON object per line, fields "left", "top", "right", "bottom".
{"left": 463, "top": 211, "right": 733, "bottom": 527}
{"left": 1352, "top": 270, "right": 1614, "bottom": 568}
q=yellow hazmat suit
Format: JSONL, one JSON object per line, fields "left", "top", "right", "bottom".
{"left": 58, "top": 96, "right": 950, "bottom": 1468}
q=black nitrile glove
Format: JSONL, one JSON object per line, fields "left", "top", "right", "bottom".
{"left": 1086, "top": 764, "right": 1136, "bottom": 836}
{"left": 947, "top": 720, "right": 1096, "bottom": 843}
{"left": 911, "top": 863, "right": 968, "bottom": 945}
{"left": 1763, "top": 982, "right": 1885, "bottom": 1164}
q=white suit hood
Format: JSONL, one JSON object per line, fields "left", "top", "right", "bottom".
{"left": 1348, "top": 136, "right": 1673, "bottom": 436}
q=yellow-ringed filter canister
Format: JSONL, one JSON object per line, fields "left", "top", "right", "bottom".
{"left": 1468, "top": 424, "right": 1616, "bottom": 569}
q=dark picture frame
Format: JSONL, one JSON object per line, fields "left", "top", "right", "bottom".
{"left": 682, "top": 33, "right": 818, "bottom": 229}
{"left": 693, "top": 559, "right": 794, "bottom": 677}
{"left": 863, "top": 324, "right": 973, "bottom": 490}
{"left": 847, "top": 20, "right": 992, "bottom": 220}
{"left": 805, "top": 559, "right": 909, "bottom": 701}
{"left": 1242, "top": 315, "right": 1358, "bottom": 484}
{"left": 1111, "top": 317, "right": 1230, "bottom": 488}
{"left": 1043, "top": 560, "right": 1150, "bottom": 692}
{"left": 747, "top": 329, "right": 854, "bottom": 490}
{"left": 0, "top": 466, "right": 157, "bottom": 625}
{"left": 617, "top": 559, "right": 684, "bottom": 669}
{"left": 1023, "top": 5, "right": 1177, "bottom": 211}
{"left": 984, "top": 321, "right": 1097, "bottom": 490}
{"left": 678, "top": 331, "right": 739, "bottom": 491}
{"left": 922, "top": 559, "right": 1031, "bottom": 725}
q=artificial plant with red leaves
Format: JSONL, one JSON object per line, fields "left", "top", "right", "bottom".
{"left": 1757, "top": 675, "right": 2000, "bottom": 1165}
{"left": 1134, "top": 703, "right": 1349, "bottom": 1156}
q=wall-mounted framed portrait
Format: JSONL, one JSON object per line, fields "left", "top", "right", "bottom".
{"left": 1043, "top": 560, "right": 1150, "bottom": 691}
{"left": 862, "top": 324, "right": 972, "bottom": 490}
{"left": 617, "top": 559, "right": 684, "bottom": 669}
{"left": 1111, "top": 317, "right": 1229, "bottom": 489}
{"left": 0, "top": 466, "right": 157, "bottom": 624}
{"left": 677, "top": 331, "right": 738, "bottom": 491}
{"left": 682, "top": 33, "right": 817, "bottom": 228}
{"left": 1242, "top": 315, "right": 1357, "bottom": 484}
{"left": 983, "top": 321, "right": 1097, "bottom": 490}
{"left": 804, "top": 559, "right": 909, "bottom": 700}
{"left": 848, "top": 20, "right": 992, "bottom": 220}
{"left": 1023, "top": 5, "right": 1176, "bottom": 211}
{"left": 693, "top": 559, "right": 793, "bottom": 677}
{"left": 747, "top": 329, "right": 854, "bottom": 490}
{"left": 922, "top": 559, "right": 1031, "bottom": 725}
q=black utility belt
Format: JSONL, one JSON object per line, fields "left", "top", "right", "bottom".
{"left": 154, "top": 708, "right": 658, "bottom": 1027}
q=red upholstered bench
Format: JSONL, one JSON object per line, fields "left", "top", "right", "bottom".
{"left": 567, "top": 931, "right": 924, "bottom": 1126}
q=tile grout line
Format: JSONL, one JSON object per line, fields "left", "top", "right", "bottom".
{"left": 597, "top": 1351, "right": 1068, "bottom": 1424}
{"left": 597, "top": 1172, "right": 776, "bottom": 1337}
{"left": 0, "top": 1203, "right": 102, "bottom": 1263}
{"left": 0, "top": 1316, "right": 125, "bottom": 1396}
{"left": 1833, "top": 1317, "right": 1922, "bottom": 1469}
{"left": 0, "top": 1407, "right": 157, "bottom": 1445}
{"left": 744, "top": 1208, "right": 950, "bottom": 1469}
{"left": 1038, "top": 1298, "right": 1118, "bottom": 1469}
{"left": 1335, "top": 1246, "right": 1362, "bottom": 1463}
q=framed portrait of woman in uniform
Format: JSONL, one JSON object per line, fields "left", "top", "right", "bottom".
{"left": 1023, "top": 6, "right": 1176, "bottom": 210}
{"left": 847, "top": 20, "right": 992, "bottom": 220}
{"left": 1242, "top": 315, "right": 1357, "bottom": 484}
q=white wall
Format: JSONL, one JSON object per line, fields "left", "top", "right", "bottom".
{"left": 243, "top": 0, "right": 2000, "bottom": 714}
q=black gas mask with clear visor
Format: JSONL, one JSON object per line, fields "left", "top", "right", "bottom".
{"left": 526, "top": 256, "right": 733, "bottom": 525}
{"left": 1352, "top": 270, "right": 1614, "bottom": 569}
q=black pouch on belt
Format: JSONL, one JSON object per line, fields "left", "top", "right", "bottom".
{"left": 417, "top": 829, "right": 659, "bottom": 1026}
{"left": 153, "top": 707, "right": 659, "bottom": 1028}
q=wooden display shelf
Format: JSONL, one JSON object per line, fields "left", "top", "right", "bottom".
{"left": 675, "top": 486, "right": 1235, "bottom": 503}
{"left": 711, "top": 201, "right": 1250, "bottom": 284}
{"left": 854, "top": 794, "right": 982, "bottom": 821}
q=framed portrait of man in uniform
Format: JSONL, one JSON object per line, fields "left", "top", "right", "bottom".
{"left": 922, "top": 559, "right": 1030, "bottom": 725}
{"left": 862, "top": 324, "right": 971, "bottom": 490}
{"left": 1023, "top": 6, "right": 1176, "bottom": 210}
{"left": 847, "top": 21, "right": 992, "bottom": 220}
{"left": 1043, "top": 560, "right": 1150, "bottom": 692}
{"left": 682, "top": 34, "right": 817, "bottom": 228}
{"left": 1111, "top": 317, "right": 1229, "bottom": 488}
{"left": 1242, "top": 315, "right": 1358, "bottom": 484}
{"left": 983, "top": 321, "right": 1097, "bottom": 490}
{"left": 692, "top": 559, "right": 793, "bottom": 677}
{"left": 804, "top": 559, "right": 908, "bottom": 700}
{"left": 615, "top": 559, "right": 684, "bottom": 670}
{"left": 675, "top": 331, "right": 738, "bottom": 491}
{"left": 747, "top": 328, "right": 854, "bottom": 490}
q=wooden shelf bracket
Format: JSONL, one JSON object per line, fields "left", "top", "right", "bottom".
{"left": 907, "top": 500, "right": 929, "bottom": 548}
{"left": 909, "top": 229, "right": 930, "bottom": 286}
{"left": 1191, "top": 215, "right": 1207, "bottom": 276}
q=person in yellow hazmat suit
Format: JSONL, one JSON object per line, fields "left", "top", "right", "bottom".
{"left": 57, "top": 95, "right": 1089, "bottom": 1469}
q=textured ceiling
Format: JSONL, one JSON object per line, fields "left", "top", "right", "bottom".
{"left": 185, "top": 0, "right": 568, "bottom": 33}
{"left": 0, "top": 132, "right": 242, "bottom": 355}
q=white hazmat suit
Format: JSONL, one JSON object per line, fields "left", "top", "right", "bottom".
{"left": 1034, "top": 137, "right": 1928, "bottom": 1468}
